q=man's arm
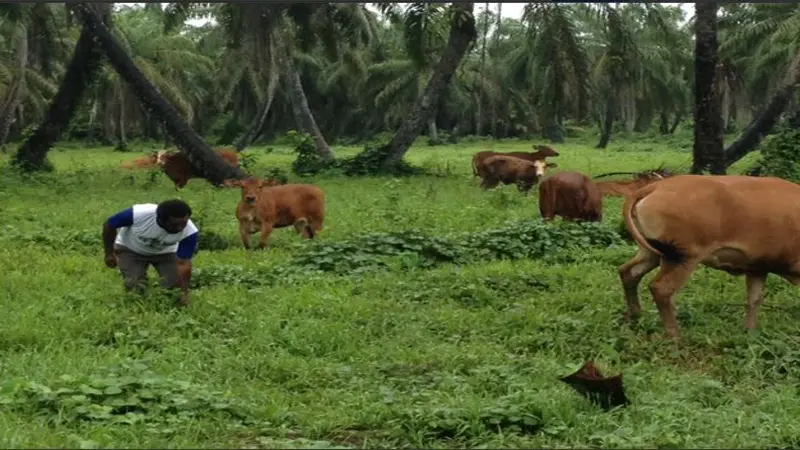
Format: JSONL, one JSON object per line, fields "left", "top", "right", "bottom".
{"left": 175, "top": 232, "right": 199, "bottom": 295}
{"left": 103, "top": 208, "right": 133, "bottom": 259}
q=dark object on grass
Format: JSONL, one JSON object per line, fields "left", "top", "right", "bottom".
{"left": 559, "top": 360, "right": 629, "bottom": 410}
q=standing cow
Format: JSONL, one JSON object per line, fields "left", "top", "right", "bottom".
{"left": 619, "top": 174, "right": 800, "bottom": 338}
{"left": 479, "top": 155, "right": 557, "bottom": 194}
{"left": 539, "top": 171, "right": 603, "bottom": 222}
{"left": 472, "top": 144, "right": 559, "bottom": 179}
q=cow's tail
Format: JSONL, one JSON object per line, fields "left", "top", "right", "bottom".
{"left": 622, "top": 183, "right": 662, "bottom": 256}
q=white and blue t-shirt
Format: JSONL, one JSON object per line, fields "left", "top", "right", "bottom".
{"left": 108, "top": 204, "right": 199, "bottom": 259}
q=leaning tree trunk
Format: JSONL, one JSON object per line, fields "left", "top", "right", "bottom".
{"left": 380, "top": 2, "right": 477, "bottom": 170}
{"left": 233, "top": 70, "right": 279, "bottom": 151}
{"left": 0, "top": 24, "right": 28, "bottom": 150}
{"left": 280, "top": 44, "right": 334, "bottom": 161}
{"left": 72, "top": 3, "right": 245, "bottom": 183}
{"left": 691, "top": 2, "right": 725, "bottom": 175}
{"left": 724, "top": 47, "right": 800, "bottom": 168}
{"left": 11, "top": 3, "right": 111, "bottom": 171}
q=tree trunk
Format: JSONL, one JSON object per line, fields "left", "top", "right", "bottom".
{"left": 115, "top": 88, "right": 128, "bottom": 151}
{"left": 0, "top": 24, "right": 28, "bottom": 150}
{"left": 669, "top": 111, "right": 683, "bottom": 134}
{"left": 490, "top": 3, "right": 500, "bottom": 139}
{"left": 380, "top": 3, "right": 477, "bottom": 170}
{"left": 280, "top": 45, "right": 334, "bottom": 161}
{"left": 72, "top": 3, "right": 245, "bottom": 183}
{"left": 659, "top": 111, "right": 670, "bottom": 134}
{"left": 476, "top": 2, "right": 489, "bottom": 136}
{"left": 691, "top": 2, "right": 725, "bottom": 175}
{"left": 428, "top": 118, "right": 438, "bottom": 142}
{"left": 11, "top": 3, "right": 111, "bottom": 171}
{"left": 596, "top": 96, "right": 615, "bottom": 149}
{"left": 233, "top": 70, "right": 279, "bottom": 151}
{"left": 724, "top": 48, "right": 800, "bottom": 168}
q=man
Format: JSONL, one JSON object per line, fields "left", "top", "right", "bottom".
{"left": 102, "top": 199, "right": 199, "bottom": 306}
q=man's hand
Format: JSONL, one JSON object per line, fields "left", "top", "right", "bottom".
{"left": 104, "top": 252, "right": 118, "bottom": 268}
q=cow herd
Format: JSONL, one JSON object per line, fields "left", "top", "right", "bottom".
{"left": 119, "top": 146, "right": 800, "bottom": 339}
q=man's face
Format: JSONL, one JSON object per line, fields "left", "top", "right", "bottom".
{"left": 160, "top": 215, "right": 189, "bottom": 234}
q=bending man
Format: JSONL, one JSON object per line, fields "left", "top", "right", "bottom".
{"left": 102, "top": 199, "right": 199, "bottom": 306}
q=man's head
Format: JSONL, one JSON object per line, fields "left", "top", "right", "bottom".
{"left": 156, "top": 199, "right": 192, "bottom": 233}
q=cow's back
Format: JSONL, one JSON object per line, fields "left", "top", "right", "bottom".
{"left": 632, "top": 175, "right": 800, "bottom": 263}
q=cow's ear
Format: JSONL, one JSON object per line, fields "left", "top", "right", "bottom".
{"left": 546, "top": 162, "right": 558, "bottom": 168}
{"left": 223, "top": 179, "right": 242, "bottom": 188}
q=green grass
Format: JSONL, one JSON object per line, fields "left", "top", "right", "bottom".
{"left": 3, "top": 137, "right": 798, "bottom": 449}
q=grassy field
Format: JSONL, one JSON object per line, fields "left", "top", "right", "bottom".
{"left": 4, "top": 136, "right": 800, "bottom": 448}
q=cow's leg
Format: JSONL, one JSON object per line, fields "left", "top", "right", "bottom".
{"left": 744, "top": 273, "right": 767, "bottom": 330}
{"left": 257, "top": 222, "right": 274, "bottom": 249}
{"left": 618, "top": 248, "right": 660, "bottom": 322}
{"left": 239, "top": 224, "right": 252, "bottom": 250}
{"left": 648, "top": 260, "right": 699, "bottom": 337}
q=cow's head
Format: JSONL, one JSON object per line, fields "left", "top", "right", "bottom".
{"left": 532, "top": 160, "right": 558, "bottom": 178}
{"left": 154, "top": 150, "right": 171, "bottom": 165}
{"left": 534, "top": 144, "right": 560, "bottom": 158}
{"left": 223, "top": 177, "right": 280, "bottom": 205}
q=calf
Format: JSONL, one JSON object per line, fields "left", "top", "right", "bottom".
{"left": 160, "top": 148, "right": 240, "bottom": 189}
{"left": 120, "top": 150, "right": 168, "bottom": 169}
{"left": 539, "top": 171, "right": 603, "bottom": 222}
{"left": 224, "top": 177, "right": 325, "bottom": 249}
{"left": 480, "top": 155, "right": 557, "bottom": 193}
{"left": 619, "top": 174, "right": 800, "bottom": 338}
{"left": 472, "top": 145, "right": 559, "bottom": 178}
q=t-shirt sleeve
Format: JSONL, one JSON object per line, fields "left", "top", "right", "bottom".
{"left": 106, "top": 207, "right": 134, "bottom": 228}
{"left": 176, "top": 232, "right": 199, "bottom": 259}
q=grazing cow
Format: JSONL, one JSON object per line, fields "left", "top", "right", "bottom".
{"left": 472, "top": 145, "right": 560, "bottom": 178}
{"left": 159, "top": 148, "right": 240, "bottom": 189}
{"left": 596, "top": 177, "right": 661, "bottom": 197}
{"left": 224, "top": 177, "right": 325, "bottom": 249}
{"left": 121, "top": 150, "right": 168, "bottom": 169}
{"left": 479, "top": 155, "right": 557, "bottom": 193}
{"left": 619, "top": 174, "right": 800, "bottom": 338}
{"left": 539, "top": 171, "right": 603, "bottom": 222}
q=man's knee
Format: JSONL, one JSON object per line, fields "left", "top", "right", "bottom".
{"left": 123, "top": 276, "right": 147, "bottom": 293}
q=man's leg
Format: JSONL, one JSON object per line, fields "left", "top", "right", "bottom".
{"left": 114, "top": 245, "right": 149, "bottom": 294}
{"left": 153, "top": 253, "right": 184, "bottom": 304}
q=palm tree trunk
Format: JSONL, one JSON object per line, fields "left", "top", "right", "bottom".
{"left": 724, "top": 48, "right": 800, "bottom": 168}
{"left": 233, "top": 71, "right": 279, "bottom": 151}
{"left": 669, "top": 110, "right": 683, "bottom": 134}
{"left": 280, "top": 45, "right": 334, "bottom": 161}
{"left": 476, "top": 2, "right": 489, "bottom": 136}
{"left": 691, "top": 2, "right": 725, "bottom": 175}
{"left": 659, "top": 111, "right": 670, "bottom": 134}
{"left": 11, "top": 3, "right": 111, "bottom": 171}
{"left": 596, "top": 95, "right": 615, "bottom": 149}
{"left": 72, "top": 3, "right": 245, "bottom": 183}
{"left": 380, "top": 3, "right": 477, "bottom": 170}
{"left": 0, "top": 25, "right": 28, "bottom": 150}
{"left": 115, "top": 89, "right": 128, "bottom": 151}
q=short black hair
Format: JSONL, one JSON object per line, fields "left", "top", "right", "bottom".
{"left": 157, "top": 199, "right": 192, "bottom": 220}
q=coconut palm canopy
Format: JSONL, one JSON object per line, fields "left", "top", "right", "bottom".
{"left": 0, "top": 2, "right": 798, "bottom": 172}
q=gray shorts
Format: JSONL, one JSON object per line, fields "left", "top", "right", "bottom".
{"left": 114, "top": 245, "right": 180, "bottom": 292}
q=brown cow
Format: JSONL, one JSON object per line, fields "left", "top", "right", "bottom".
{"left": 120, "top": 150, "right": 168, "bottom": 169}
{"left": 223, "top": 177, "right": 325, "bottom": 249}
{"left": 596, "top": 177, "right": 660, "bottom": 197}
{"left": 619, "top": 174, "right": 800, "bottom": 338}
{"left": 479, "top": 155, "right": 557, "bottom": 193}
{"left": 159, "top": 148, "right": 240, "bottom": 189}
{"left": 472, "top": 144, "right": 560, "bottom": 178}
{"left": 539, "top": 171, "right": 603, "bottom": 222}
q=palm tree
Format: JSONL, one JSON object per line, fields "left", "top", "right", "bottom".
{"left": 12, "top": 3, "right": 111, "bottom": 171}
{"left": 721, "top": 3, "right": 800, "bottom": 167}
{"left": 70, "top": 3, "right": 245, "bottom": 183}
{"left": 691, "top": 2, "right": 725, "bottom": 175}
{"left": 373, "top": 2, "right": 477, "bottom": 171}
